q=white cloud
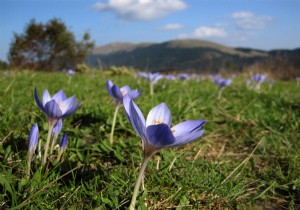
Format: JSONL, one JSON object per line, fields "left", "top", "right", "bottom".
{"left": 93, "top": 0, "right": 187, "bottom": 21}
{"left": 230, "top": 11, "right": 272, "bottom": 29}
{"left": 161, "top": 23, "right": 183, "bottom": 30}
{"left": 193, "top": 26, "right": 227, "bottom": 38}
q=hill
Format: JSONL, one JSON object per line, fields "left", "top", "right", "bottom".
{"left": 87, "top": 39, "right": 300, "bottom": 73}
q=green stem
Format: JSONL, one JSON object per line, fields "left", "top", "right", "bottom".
{"left": 150, "top": 83, "right": 154, "bottom": 95}
{"left": 110, "top": 104, "right": 120, "bottom": 144}
{"left": 218, "top": 88, "right": 223, "bottom": 100}
{"left": 42, "top": 121, "right": 55, "bottom": 165}
{"left": 129, "top": 156, "right": 151, "bottom": 210}
{"left": 26, "top": 153, "right": 32, "bottom": 178}
{"left": 50, "top": 133, "right": 56, "bottom": 156}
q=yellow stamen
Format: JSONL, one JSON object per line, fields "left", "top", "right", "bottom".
{"left": 153, "top": 119, "right": 163, "bottom": 125}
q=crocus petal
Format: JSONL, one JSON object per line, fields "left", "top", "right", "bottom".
{"left": 106, "top": 80, "right": 114, "bottom": 96}
{"left": 29, "top": 123, "right": 39, "bottom": 153}
{"left": 111, "top": 85, "right": 123, "bottom": 101}
{"left": 128, "top": 98, "right": 147, "bottom": 140}
{"left": 170, "top": 130, "right": 205, "bottom": 147}
{"left": 34, "top": 87, "right": 46, "bottom": 113}
{"left": 52, "top": 90, "right": 67, "bottom": 103}
{"left": 146, "top": 103, "right": 172, "bottom": 127}
{"left": 62, "top": 101, "right": 80, "bottom": 117}
{"left": 59, "top": 95, "right": 76, "bottom": 115}
{"left": 123, "top": 95, "right": 132, "bottom": 118}
{"left": 45, "top": 100, "right": 62, "bottom": 118}
{"left": 171, "top": 120, "right": 206, "bottom": 138}
{"left": 52, "top": 119, "right": 63, "bottom": 138}
{"left": 127, "top": 90, "right": 142, "bottom": 100}
{"left": 42, "top": 89, "right": 52, "bottom": 106}
{"left": 120, "top": 86, "right": 131, "bottom": 96}
{"left": 60, "top": 133, "right": 68, "bottom": 150}
{"left": 146, "top": 124, "right": 176, "bottom": 148}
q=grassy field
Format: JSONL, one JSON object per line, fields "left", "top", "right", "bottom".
{"left": 0, "top": 71, "right": 299, "bottom": 209}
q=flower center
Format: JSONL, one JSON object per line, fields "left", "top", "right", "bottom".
{"left": 153, "top": 119, "right": 176, "bottom": 134}
{"left": 121, "top": 90, "right": 127, "bottom": 96}
{"left": 153, "top": 119, "right": 163, "bottom": 125}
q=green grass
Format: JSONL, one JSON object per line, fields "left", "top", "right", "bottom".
{"left": 0, "top": 71, "right": 299, "bottom": 209}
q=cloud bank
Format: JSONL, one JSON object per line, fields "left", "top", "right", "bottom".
{"left": 193, "top": 26, "right": 227, "bottom": 38}
{"left": 230, "top": 11, "right": 272, "bottom": 29}
{"left": 94, "top": 0, "right": 187, "bottom": 21}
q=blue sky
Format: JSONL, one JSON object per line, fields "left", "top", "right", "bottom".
{"left": 1, "top": 0, "right": 300, "bottom": 61}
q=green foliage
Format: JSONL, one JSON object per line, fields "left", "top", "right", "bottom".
{"left": 0, "top": 71, "right": 299, "bottom": 209}
{"left": 8, "top": 19, "right": 94, "bottom": 71}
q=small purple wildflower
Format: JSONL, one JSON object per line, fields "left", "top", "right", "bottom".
{"left": 34, "top": 87, "right": 80, "bottom": 123}
{"left": 123, "top": 95, "right": 205, "bottom": 157}
{"left": 28, "top": 123, "right": 39, "bottom": 154}
{"left": 106, "top": 80, "right": 142, "bottom": 105}
{"left": 252, "top": 74, "right": 266, "bottom": 83}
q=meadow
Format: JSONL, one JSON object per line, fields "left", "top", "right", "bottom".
{"left": 0, "top": 71, "right": 299, "bottom": 209}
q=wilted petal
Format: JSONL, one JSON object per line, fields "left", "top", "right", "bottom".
{"left": 146, "top": 124, "right": 175, "bottom": 148}
{"left": 42, "top": 89, "right": 52, "bottom": 106}
{"left": 59, "top": 95, "right": 76, "bottom": 115}
{"left": 52, "top": 90, "right": 67, "bottom": 103}
{"left": 146, "top": 103, "right": 172, "bottom": 127}
{"left": 171, "top": 130, "right": 205, "bottom": 147}
{"left": 45, "top": 100, "right": 62, "bottom": 118}
{"left": 34, "top": 87, "right": 46, "bottom": 112}
{"left": 171, "top": 120, "right": 206, "bottom": 138}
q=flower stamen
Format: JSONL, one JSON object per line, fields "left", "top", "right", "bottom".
{"left": 153, "top": 119, "right": 163, "bottom": 125}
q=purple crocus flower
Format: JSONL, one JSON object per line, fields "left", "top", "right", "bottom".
{"left": 67, "top": 69, "right": 75, "bottom": 76}
{"left": 34, "top": 87, "right": 79, "bottom": 164}
{"left": 28, "top": 123, "right": 39, "bottom": 154}
{"left": 106, "top": 80, "right": 142, "bottom": 105}
{"left": 137, "top": 72, "right": 163, "bottom": 95}
{"left": 138, "top": 72, "right": 163, "bottom": 84}
{"left": 123, "top": 95, "right": 205, "bottom": 157}
{"left": 34, "top": 87, "right": 80, "bottom": 124}
{"left": 252, "top": 74, "right": 266, "bottom": 83}
{"left": 213, "top": 77, "right": 232, "bottom": 89}
{"left": 124, "top": 94, "right": 205, "bottom": 209}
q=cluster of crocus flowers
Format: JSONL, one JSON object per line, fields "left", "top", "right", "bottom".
{"left": 34, "top": 87, "right": 79, "bottom": 165}
{"left": 106, "top": 80, "right": 142, "bottom": 144}
{"left": 123, "top": 95, "right": 206, "bottom": 209}
{"left": 137, "top": 72, "right": 163, "bottom": 95}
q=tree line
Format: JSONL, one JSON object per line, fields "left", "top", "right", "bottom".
{"left": 1, "top": 18, "right": 94, "bottom": 71}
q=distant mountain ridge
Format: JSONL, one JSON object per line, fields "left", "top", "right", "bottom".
{"left": 87, "top": 39, "right": 300, "bottom": 73}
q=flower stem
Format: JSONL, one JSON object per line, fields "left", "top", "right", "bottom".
{"left": 110, "top": 104, "right": 120, "bottom": 144}
{"left": 50, "top": 133, "right": 56, "bottom": 156}
{"left": 218, "top": 88, "right": 223, "bottom": 100}
{"left": 150, "top": 83, "right": 154, "bottom": 95}
{"left": 26, "top": 153, "right": 32, "bottom": 178}
{"left": 42, "top": 122, "right": 55, "bottom": 165}
{"left": 129, "top": 156, "right": 151, "bottom": 210}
